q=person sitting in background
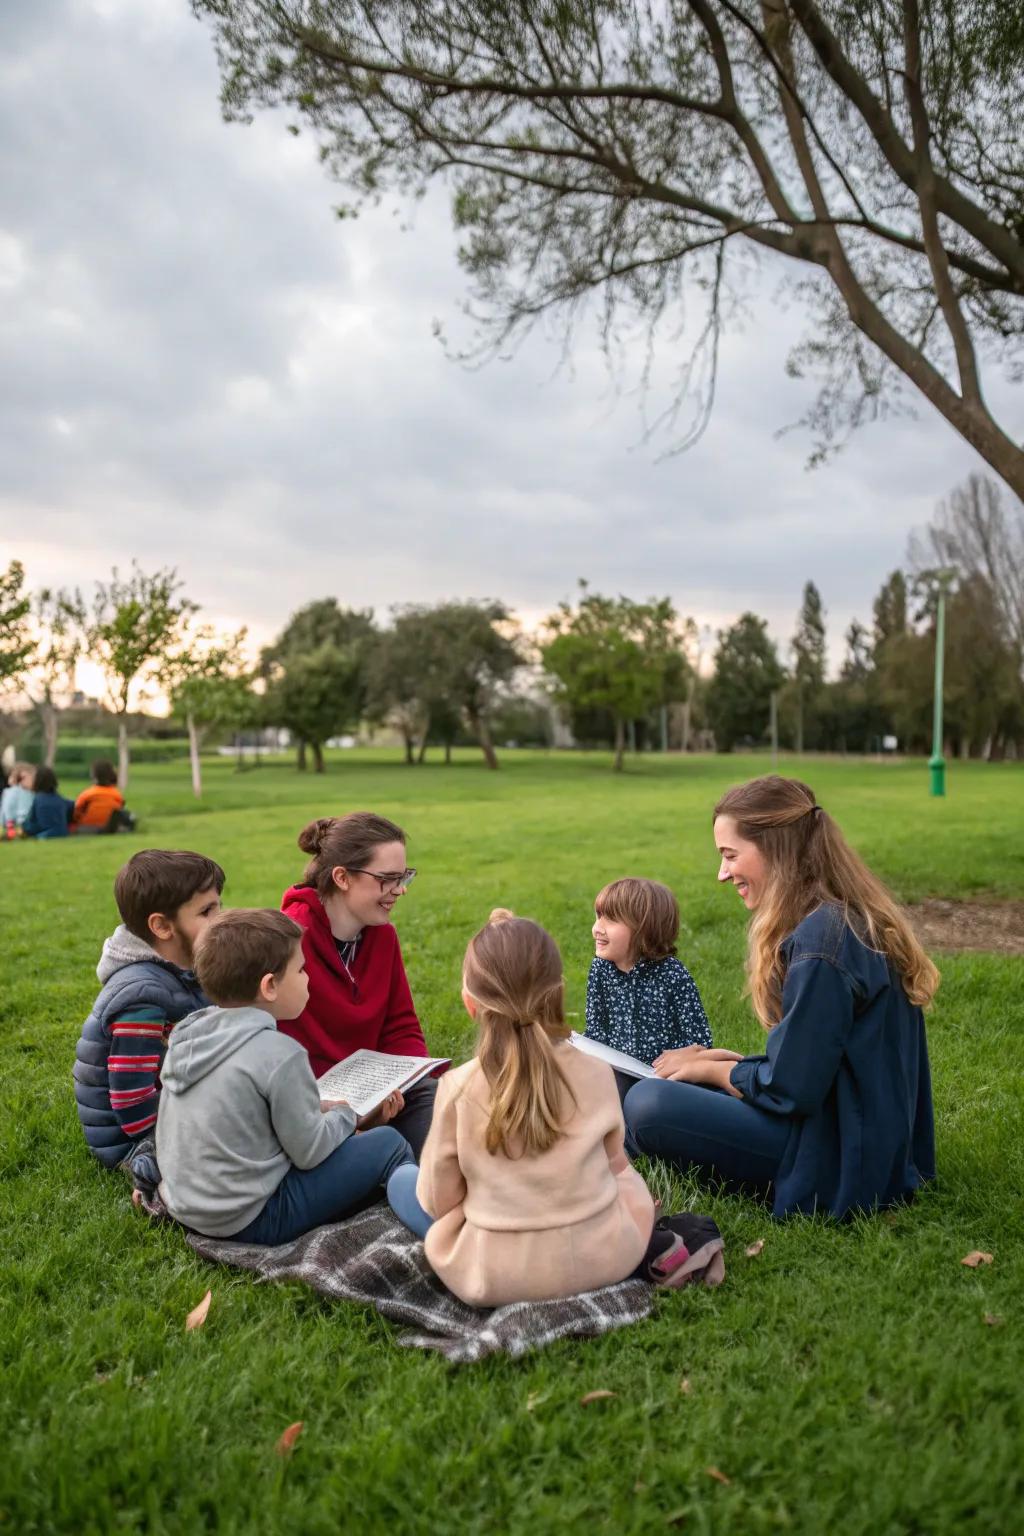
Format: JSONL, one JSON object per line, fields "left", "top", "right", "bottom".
{"left": 23, "top": 766, "right": 74, "bottom": 839}
{"left": 72, "top": 758, "right": 130, "bottom": 834}
{"left": 1, "top": 762, "right": 36, "bottom": 836}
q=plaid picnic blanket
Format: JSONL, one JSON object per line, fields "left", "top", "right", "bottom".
{"left": 182, "top": 1203, "right": 656, "bottom": 1363}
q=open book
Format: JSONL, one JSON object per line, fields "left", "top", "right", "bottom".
{"left": 569, "top": 1032, "right": 658, "bottom": 1080}
{"left": 316, "top": 1049, "right": 451, "bottom": 1119}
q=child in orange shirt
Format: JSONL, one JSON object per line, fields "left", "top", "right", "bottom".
{"left": 73, "top": 759, "right": 128, "bottom": 833}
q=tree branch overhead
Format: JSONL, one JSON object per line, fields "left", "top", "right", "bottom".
{"left": 193, "top": 0, "right": 1024, "bottom": 490}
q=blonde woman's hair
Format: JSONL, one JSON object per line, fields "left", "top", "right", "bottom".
{"left": 463, "top": 908, "right": 574, "bottom": 1159}
{"left": 713, "top": 776, "right": 939, "bottom": 1027}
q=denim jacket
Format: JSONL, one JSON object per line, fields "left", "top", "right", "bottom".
{"left": 729, "top": 903, "right": 935, "bottom": 1219}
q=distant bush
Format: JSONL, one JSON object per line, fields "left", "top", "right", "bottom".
{"left": 17, "top": 736, "right": 192, "bottom": 771}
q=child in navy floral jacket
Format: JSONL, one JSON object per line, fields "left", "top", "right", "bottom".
{"left": 586, "top": 879, "right": 711, "bottom": 1078}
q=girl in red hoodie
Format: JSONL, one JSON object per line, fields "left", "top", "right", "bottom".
{"left": 280, "top": 812, "right": 438, "bottom": 1155}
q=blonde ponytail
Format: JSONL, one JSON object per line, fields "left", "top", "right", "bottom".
{"left": 464, "top": 909, "right": 574, "bottom": 1158}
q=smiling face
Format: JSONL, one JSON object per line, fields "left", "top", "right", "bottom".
{"left": 327, "top": 839, "right": 410, "bottom": 935}
{"left": 714, "top": 815, "right": 769, "bottom": 911}
{"left": 592, "top": 908, "right": 635, "bottom": 970}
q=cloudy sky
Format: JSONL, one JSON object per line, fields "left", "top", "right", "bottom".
{"left": 2, "top": 0, "right": 1018, "bottom": 685}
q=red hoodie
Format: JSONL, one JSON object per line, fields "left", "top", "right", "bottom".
{"left": 279, "top": 884, "right": 427, "bottom": 1077}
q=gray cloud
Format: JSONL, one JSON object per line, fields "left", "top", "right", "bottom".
{"left": 1, "top": 0, "right": 1015, "bottom": 670}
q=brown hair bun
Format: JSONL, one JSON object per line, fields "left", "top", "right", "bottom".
{"left": 298, "top": 811, "right": 407, "bottom": 897}
{"left": 297, "top": 817, "right": 336, "bottom": 856}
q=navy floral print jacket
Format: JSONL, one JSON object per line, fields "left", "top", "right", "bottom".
{"left": 585, "top": 955, "right": 712, "bottom": 1064}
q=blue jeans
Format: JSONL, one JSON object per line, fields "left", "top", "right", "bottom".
{"left": 624, "top": 1078, "right": 791, "bottom": 1191}
{"left": 228, "top": 1127, "right": 415, "bottom": 1246}
{"left": 386, "top": 1162, "right": 434, "bottom": 1239}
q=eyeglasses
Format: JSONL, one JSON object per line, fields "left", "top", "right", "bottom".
{"left": 347, "top": 868, "right": 418, "bottom": 893}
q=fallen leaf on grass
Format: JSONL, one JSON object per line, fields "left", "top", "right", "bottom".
{"left": 678, "top": 1378, "right": 692, "bottom": 1396}
{"left": 983, "top": 1313, "right": 1004, "bottom": 1328}
{"left": 275, "top": 1422, "right": 304, "bottom": 1456}
{"left": 579, "top": 1390, "right": 617, "bottom": 1405}
{"left": 705, "top": 1466, "right": 731, "bottom": 1486}
{"left": 525, "top": 1391, "right": 548, "bottom": 1413}
{"left": 184, "top": 1290, "right": 212, "bottom": 1331}
{"left": 961, "top": 1251, "right": 994, "bottom": 1268}
{"left": 745, "top": 1240, "right": 765, "bottom": 1258}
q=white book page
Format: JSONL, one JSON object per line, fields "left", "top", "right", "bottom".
{"left": 316, "top": 1050, "right": 450, "bottom": 1118}
{"left": 569, "top": 1032, "right": 658, "bottom": 1080}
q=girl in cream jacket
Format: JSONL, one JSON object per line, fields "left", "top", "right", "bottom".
{"left": 387, "top": 909, "right": 703, "bottom": 1306}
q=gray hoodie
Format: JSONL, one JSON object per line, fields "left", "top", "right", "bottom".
{"left": 156, "top": 1005, "right": 358, "bottom": 1237}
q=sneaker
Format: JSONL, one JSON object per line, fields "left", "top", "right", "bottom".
{"left": 646, "top": 1213, "right": 726, "bottom": 1289}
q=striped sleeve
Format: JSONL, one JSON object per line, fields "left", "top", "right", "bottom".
{"left": 108, "top": 1005, "right": 169, "bottom": 1139}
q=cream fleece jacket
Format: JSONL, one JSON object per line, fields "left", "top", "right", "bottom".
{"left": 417, "top": 1042, "right": 655, "bottom": 1306}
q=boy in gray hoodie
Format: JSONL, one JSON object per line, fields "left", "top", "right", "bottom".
{"left": 157, "top": 909, "right": 415, "bottom": 1243}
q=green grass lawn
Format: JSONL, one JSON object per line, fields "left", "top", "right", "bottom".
{"left": 2, "top": 750, "right": 1022, "bottom": 1535}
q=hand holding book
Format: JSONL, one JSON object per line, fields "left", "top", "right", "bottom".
{"left": 320, "top": 1089, "right": 406, "bottom": 1128}
{"left": 316, "top": 1049, "right": 451, "bottom": 1120}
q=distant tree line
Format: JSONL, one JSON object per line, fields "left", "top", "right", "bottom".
{"left": 2, "top": 474, "right": 1022, "bottom": 788}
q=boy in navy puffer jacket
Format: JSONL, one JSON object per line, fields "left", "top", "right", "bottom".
{"left": 73, "top": 849, "right": 225, "bottom": 1170}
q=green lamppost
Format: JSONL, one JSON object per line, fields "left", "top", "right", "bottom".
{"left": 928, "top": 570, "right": 956, "bottom": 798}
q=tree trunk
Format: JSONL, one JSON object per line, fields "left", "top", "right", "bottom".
{"left": 795, "top": 686, "right": 804, "bottom": 755}
{"left": 41, "top": 699, "right": 59, "bottom": 769}
{"left": 403, "top": 730, "right": 415, "bottom": 766}
{"left": 417, "top": 713, "right": 431, "bottom": 765}
{"left": 187, "top": 712, "right": 202, "bottom": 798}
{"left": 117, "top": 718, "right": 129, "bottom": 793}
{"left": 312, "top": 741, "right": 325, "bottom": 773}
{"left": 680, "top": 698, "right": 692, "bottom": 754}
{"left": 444, "top": 739, "right": 452, "bottom": 766}
{"left": 613, "top": 716, "right": 625, "bottom": 772}
{"left": 627, "top": 719, "right": 637, "bottom": 754}
{"left": 297, "top": 740, "right": 307, "bottom": 771}
{"left": 471, "top": 714, "right": 499, "bottom": 770}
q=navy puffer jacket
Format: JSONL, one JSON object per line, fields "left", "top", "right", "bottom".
{"left": 73, "top": 926, "right": 208, "bottom": 1168}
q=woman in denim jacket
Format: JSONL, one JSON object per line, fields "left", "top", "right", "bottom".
{"left": 624, "top": 776, "right": 938, "bottom": 1219}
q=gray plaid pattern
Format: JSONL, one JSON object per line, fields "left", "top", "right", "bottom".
{"left": 185, "top": 1204, "right": 654, "bottom": 1363}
